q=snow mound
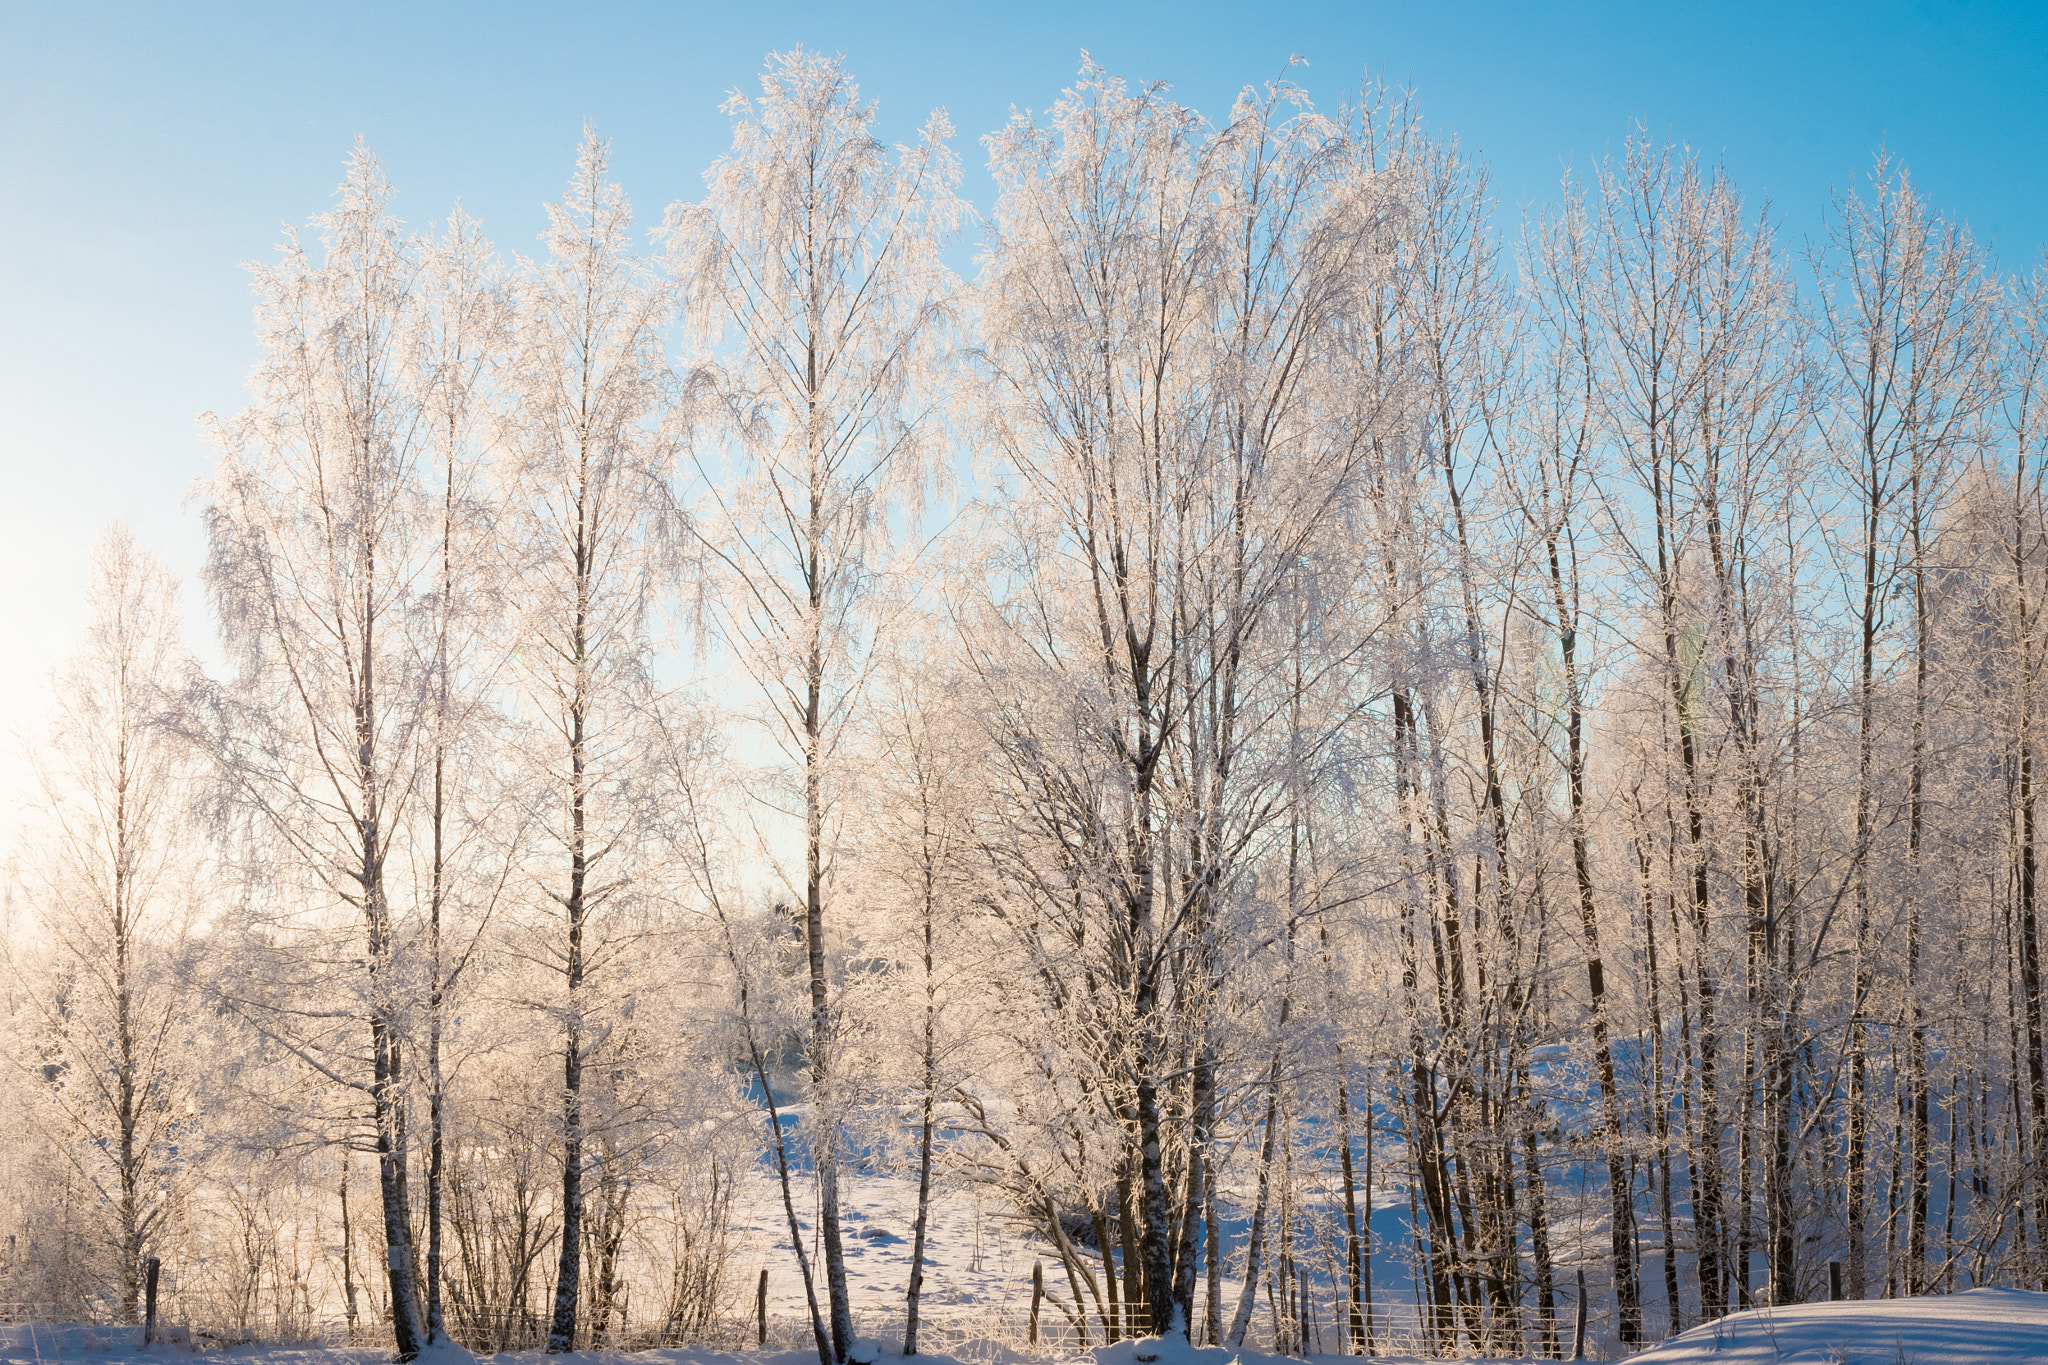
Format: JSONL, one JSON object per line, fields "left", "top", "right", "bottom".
{"left": 413, "top": 1339, "right": 480, "bottom": 1365}
{"left": 1631, "top": 1287, "right": 2048, "bottom": 1365}
{"left": 1093, "top": 1335, "right": 1202, "bottom": 1365}
{"left": 1093, "top": 1339, "right": 1410, "bottom": 1365}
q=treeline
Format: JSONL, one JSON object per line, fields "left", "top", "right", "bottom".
{"left": 5, "top": 49, "right": 2048, "bottom": 1363}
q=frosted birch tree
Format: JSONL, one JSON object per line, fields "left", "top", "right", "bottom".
{"left": 1991, "top": 253, "right": 2048, "bottom": 1284}
{"left": 666, "top": 49, "right": 965, "bottom": 1364}
{"left": 970, "top": 60, "right": 1388, "bottom": 1343}
{"left": 498, "top": 129, "right": 678, "bottom": 1354}
{"left": 196, "top": 143, "right": 434, "bottom": 1362}
{"left": 407, "top": 204, "right": 515, "bottom": 1344}
{"left": 7, "top": 526, "right": 197, "bottom": 1324}
{"left": 1586, "top": 135, "right": 1740, "bottom": 1328}
{"left": 1814, "top": 151, "right": 1997, "bottom": 1297}
{"left": 845, "top": 634, "right": 984, "bottom": 1357}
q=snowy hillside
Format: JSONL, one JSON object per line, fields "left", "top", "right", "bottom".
{"left": 741, "top": 1167, "right": 1442, "bottom": 1356}
{"left": 1628, "top": 1287, "right": 2048, "bottom": 1364}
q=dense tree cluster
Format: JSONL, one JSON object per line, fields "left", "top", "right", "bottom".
{"left": 7, "top": 50, "right": 2048, "bottom": 1362}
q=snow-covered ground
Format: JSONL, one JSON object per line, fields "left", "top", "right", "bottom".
{"left": 741, "top": 1166, "right": 1062, "bottom": 1352}
{"left": 9, "top": 1288, "right": 2048, "bottom": 1364}
{"left": 0, "top": 1330, "right": 1500, "bottom": 1365}
{"left": 1627, "top": 1286, "right": 2048, "bottom": 1364}
{"left": 738, "top": 1164, "right": 1461, "bottom": 1358}
{"left": 8, "top": 1162, "right": 2045, "bottom": 1364}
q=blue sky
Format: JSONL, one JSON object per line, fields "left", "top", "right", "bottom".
{"left": 0, "top": 0, "right": 2043, "bottom": 798}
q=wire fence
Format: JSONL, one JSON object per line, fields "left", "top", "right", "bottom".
{"left": 738, "top": 1295, "right": 1648, "bottom": 1361}
{"left": 0, "top": 1302, "right": 126, "bottom": 1324}
{"left": 0, "top": 1283, "right": 1692, "bottom": 1358}
{"left": 0, "top": 1300, "right": 346, "bottom": 1349}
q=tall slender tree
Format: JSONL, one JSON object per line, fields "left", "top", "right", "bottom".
{"left": 500, "top": 130, "right": 678, "bottom": 1354}
{"left": 10, "top": 527, "right": 196, "bottom": 1325}
{"left": 408, "top": 203, "right": 515, "bottom": 1347}
{"left": 1814, "top": 150, "right": 1996, "bottom": 1297}
{"left": 198, "top": 143, "right": 434, "bottom": 1362}
{"left": 669, "top": 49, "right": 965, "bottom": 1363}
{"left": 972, "top": 59, "right": 1384, "bottom": 1343}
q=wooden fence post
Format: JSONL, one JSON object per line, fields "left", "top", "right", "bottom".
{"left": 758, "top": 1267, "right": 770, "bottom": 1345}
{"left": 1571, "top": 1266, "right": 1587, "bottom": 1360}
{"left": 1030, "top": 1260, "right": 1045, "bottom": 1349}
{"left": 143, "top": 1256, "right": 161, "bottom": 1346}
